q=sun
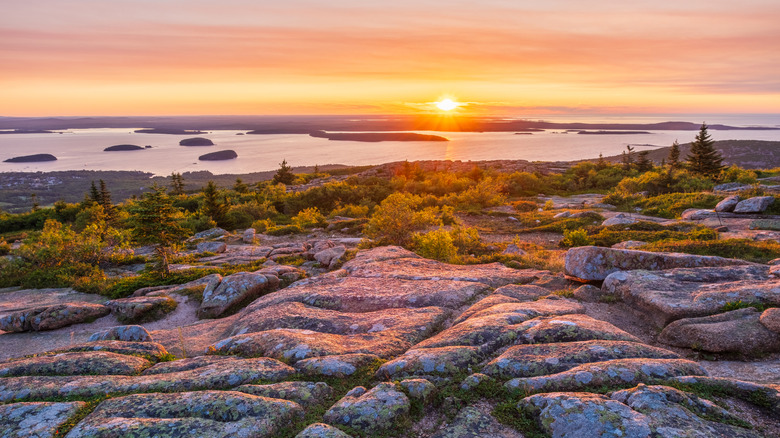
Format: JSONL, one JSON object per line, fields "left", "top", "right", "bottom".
{"left": 435, "top": 98, "right": 459, "bottom": 111}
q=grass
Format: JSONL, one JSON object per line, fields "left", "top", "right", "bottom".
{"left": 642, "top": 239, "right": 780, "bottom": 263}
{"left": 588, "top": 221, "right": 718, "bottom": 247}
{"left": 721, "top": 300, "right": 773, "bottom": 312}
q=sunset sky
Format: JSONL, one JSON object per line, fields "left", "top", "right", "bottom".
{"left": 2, "top": 0, "right": 779, "bottom": 116}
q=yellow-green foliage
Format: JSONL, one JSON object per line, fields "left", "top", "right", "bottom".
{"left": 718, "top": 166, "right": 757, "bottom": 184}
{"left": 329, "top": 204, "right": 370, "bottom": 218}
{"left": 364, "top": 193, "right": 442, "bottom": 246}
{"left": 251, "top": 218, "right": 275, "bottom": 233}
{"left": 443, "top": 177, "right": 508, "bottom": 212}
{"left": 412, "top": 228, "right": 458, "bottom": 262}
{"left": 0, "top": 239, "right": 9, "bottom": 256}
{"left": 642, "top": 239, "right": 780, "bottom": 264}
{"left": 560, "top": 228, "right": 593, "bottom": 248}
{"left": 614, "top": 169, "right": 712, "bottom": 196}
{"left": 604, "top": 192, "right": 721, "bottom": 218}
{"left": 292, "top": 207, "right": 327, "bottom": 229}
{"left": 589, "top": 222, "right": 717, "bottom": 247}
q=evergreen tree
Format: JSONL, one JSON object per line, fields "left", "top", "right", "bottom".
{"left": 98, "top": 179, "right": 115, "bottom": 220}
{"left": 202, "top": 181, "right": 228, "bottom": 226}
{"left": 170, "top": 172, "right": 185, "bottom": 196}
{"left": 667, "top": 140, "right": 681, "bottom": 168}
{"left": 272, "top": 159, "right": 295, "bottom": 185}
{"left": 621, "top": 145, "right": 635, "bottom": 170}
{"left": 687, "top": 123, "right": 724, "bottom": 176}
{"left": 31, "top": 193, "right": 39, "bottom": 212}
{"left": 596, "top": 153, "right": 608, "bottom": 170}
{"left": 233, "top": 178, "right": 249, "bottom": 193}
{"left": 635, "top": 151, "right": 653, "bottom": 172}
{"left": 89, "top": 181, "right": 101, "bottom": 205}
{"left": 129, "top": 185, "right": 187, "bottom": 276}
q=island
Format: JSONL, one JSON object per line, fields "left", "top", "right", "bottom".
{"left": 104, "top": 144, "right": 145, "bottom": 151}
{"left": 3, "top": 153, "right": 57, "bottom": 163}
{"left": 198, "top": 150, "right": 237, "bottom": 161}
{"left": 577, "top": 130, "right": 652, "bottom": 135}
{"left": 309, "top": 131, "right": 449, "bottom": 142}
{"left": 0, "top": 129, "right": 56, "bottom": 134}
{"left": 179, "top": 137, "right": 215, "bottom": 146}
{"left": 135, "top": 128, "right": 206, "bottom": 135}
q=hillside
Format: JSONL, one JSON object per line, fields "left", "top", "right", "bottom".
{"left": 601, "top": 140, "right": 780, "bottom": 169}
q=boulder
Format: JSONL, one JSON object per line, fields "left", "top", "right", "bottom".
{"left": 658, "top": 308, "right": 780, "bottom": 355}
{"left": 294, "top": 353, "right": 380, "bottom": 378}
{"left": 501, "top": 243, "right": 527, "bottom": 256}
{"left": 192, "top": 227, "right": 227, "bottom": 240}
{"left": 106, "top": 295, "right": 177, "bottom": 323}
{"left": 601, "top": 213, "right": 636, "bottom": 226}
{"left": 377, "top": 346, "right": 482, "bottom": 378}
{"left": 734, "top": 196, "right": 775, "bottom": 213}
{"left": 482, "top": 340, "right": 679, "bottom": 379}
{"left": 0, "top": 351, "right": 151, "bottom": 377}
{"left": 520, "top": 392, "right": 652, "bottom": 438}
{"left": 0, "top": 357, "right": 294, "bottom": 402}
{"left": 314, "top": 245, "right": 347, "bottom": 269}
{"left": 89, "top": 325, "right": 153, "bottom": 342}
{"left": 431, "top": 406, "right": 524, "bottom": 438}
{"left": 242, "top": 228, "right": 256, "bottom": 243}
{"left": 234, "top": 381, "right": 333, "bottom": 407}
{"left": 0, "top": 401, "right": 87, "bottom": 438}
{"left": 715, "top": 195, "right": 741, "bottom": 212}
{"left": 0, "top": 303, "right": 110, "bottom": 332}
{"left": 603, "top": 265, "right": 780, "bottom": 327}
{"left": 323, "top": 383, "right": 410, "bottom": 434}
{"left": 611, "top": 240, "right": 646, "bottom": 249}
{"left": 65, "top": 390, "right": 302, "bottom": 437}
{"left": 505, "top": 358, "right": 704, "bottom": 393}
{"left": 399, "top": 378, "right": 435, "bottom": 400}
{"left": 295, "top": 423, "right": 354, "bottom": 438}
{"left": 760, "top": 307, "right": 780, "bottom": 333}
{"left": 198, "top": 272, "right": 268, "bottom": 318}
{"left": 196, "top": 241, "right": 227, "bottom": 254}
{"left": 554, "top": 211, "right": 572, "bottom": 218}
{"left": 564, "top": 246, "right": 749, "bottom": 281}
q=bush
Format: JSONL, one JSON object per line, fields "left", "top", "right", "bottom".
{"left": 589, "top": 222, "right": 718, "bottom": 247}
{"left": 292, "top": 207, "right": 327, "bottom": 229}
{"left": 637, "top": 193, "right": 721, "bottom": 218}
{"left": 512, "top": 200, "right": 538, "bottom": 213}
{"left": 412, "top": 229, "right": 458, "bottom": 262}
{"left": 266, "top": 224, "right": 303, "bottom": 236}
{"left": 444, "top": 178, "right": 507, "bottom": 212}
{"left": 364, "top": 193, "right": 442, "bottom": 246}
{"left": 614, "top": 169, "right": 712, "bottom": 196}
{"left": 642, "top": 239, "right": 780, "bottom": 263}
{"left": 561, "top": 228, "right": 593, "bottom": 248}
{"left": 718, "top": 166, "right": 757, "bottom": 184}
{"left": 329, "top": 204, "right": 370, "bottom": 218}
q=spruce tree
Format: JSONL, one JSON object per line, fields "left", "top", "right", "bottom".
{"left": 129, "top": 185, "right": 187, "bottom": 276}
{"left": 272, "top": 159, "right": 295, "bottom": 185}
{"left": 667, "top": 140, "right": 681, "bottom": 168}
{"left": 89, "top": 181, "right": 101, "bottom": 205}
{"left": 202, "top": 181, "right": 228, "bottom": 226}
{"left": 687, "top": 123, "right": 724, "bottom": 176}
{"left": 233, "top": 178, "right": 249, "bottom": 193}
{"left": 170, "top": 172, "right": 185, "bottom": 196}
{"left": 98, "top": 179, "right": 115, "bottom": 220}
{"left": 635, "top": 151, "right": 653, "bottom": 172}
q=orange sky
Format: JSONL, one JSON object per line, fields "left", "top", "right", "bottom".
{"left": 2, "top": 0, "right": 779, "bottom": 116}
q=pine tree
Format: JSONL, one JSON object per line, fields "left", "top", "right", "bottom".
{"left": 272, "top": 159, "right": 295, "bottom": 185}
{"left": 129, "top": 185, "right": 187, "bottom": 276}
{"left": 667, "top": 140, "right": 681, "bottom": 169}
{"left": 98, "top": 179, "right": 115, "bottom": 220}
{"left": 687, "top": 123, "right": 724, "bottom": 176}
{"left": 621, "top": 145, "right": 635, "bottom": 170}
{"left": 202, "top": 181, "right": 228, "bottom": 226}
{"left": 89, "top": 181, "right": 101, "bottom": 205}
{"left": 170, "top": 172, "right": 185, "bottom": 196}
{"left": 635, "top": 151, "right": 653, "bottom": 172}
{"left": 233, "top": 178, "right": 249, "bottom": 193}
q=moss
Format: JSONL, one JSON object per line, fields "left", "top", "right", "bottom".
{"left": 54, "top": 400, "right": 101, "bottom": 436}
{"left": 721, "top": 300, "right": 773, "bottom": 312}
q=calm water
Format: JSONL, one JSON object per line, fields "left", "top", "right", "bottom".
{"left": 1, "top": 115, "right": 779, "bottom": 176}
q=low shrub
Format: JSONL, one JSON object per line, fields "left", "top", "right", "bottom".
{"left": 560, "top": 228, "right": 594, "bottom": 248}
{"left": 642, "top": 239, "right": 780, "bottom": 263}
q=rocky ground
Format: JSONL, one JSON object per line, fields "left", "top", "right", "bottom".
{"left": 3, "top": 201, "right": 780, "bottom": 437}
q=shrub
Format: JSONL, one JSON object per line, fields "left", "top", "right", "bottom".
{"left": 512, "top": 200, "right": 538, "bottom": 213}
{"left": 589, "top": 222, "right": 718, "bottom": 247}
{"left": 266, "top": 224, "right": 303, "bottom": 236}
{"left": 444, "top": 177, "right": 507, "bottom": 212}
{"left": 364, "top": 193, "right": 442, "bottom": 246}
{"left": 642, "top": 239, "right": 780, "bottom": 263}
{"left": 412, "top": 228, "right": 458, "bottom": 262}
{"left": 329, "top": 204, "right": 370, "bottom": 218}
{"left": 637, "top": 193, "right": 721, "bottom": 218}
{"left": 718, "top": 166, "right": 757, "bottom": 184}
{"left": 449, "top": 226, "right": 484, "bottom": 255}
{"left": 561, "top": 228, "right": 593, "bottom": 248}
{"left": 292, "top": 207, "right": 327, "bottom": 229}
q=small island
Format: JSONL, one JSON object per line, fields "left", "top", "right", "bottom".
{"left": 179, "top": 137, "right": 215, "bottom": 146}
{"left": 577, "top": 130, "right": 652, "bottom": 135}
{"left": 135, "top": 128, "right": 206, "bottom": 135}
{"left": 198, "top": 150, "right": 237, "bottom": 161}
{"left": 3, "top": 153, "right": 58, "bottom": 163}
{"left": 309, "top": 131, "right": 449, "bottom": 142}
{"left": 0, "top": 129, "right": 56, "bottom": 134}
{"left": 104, "top": 144, "right": 145, "bottom": 151}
